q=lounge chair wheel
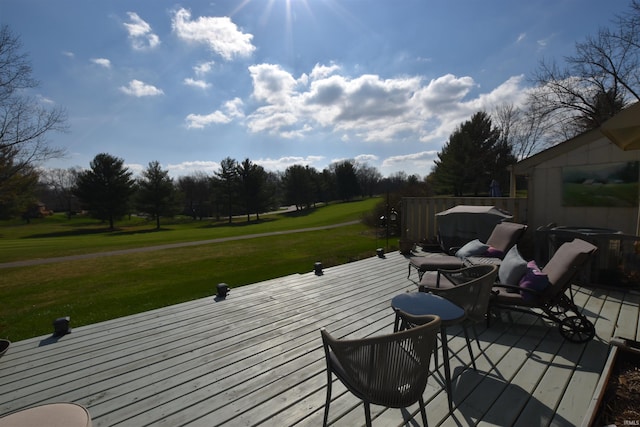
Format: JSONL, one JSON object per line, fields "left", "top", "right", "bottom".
{"left": 558, "top": 316, "right": 595, "bottom": 343}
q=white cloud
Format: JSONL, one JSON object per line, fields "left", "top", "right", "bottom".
{"left": 125, "top": 163, "right": 145, "bottom": 177}
{"left": 249, "top": 63, "right": 299, "bottom": 104}
{"left": 255, "top": 155, "right": 325, "bottom": 172}
{"left": 309, "top": 63, "right": 340, "bottom": 80}
{"left": 223, "top": 97, "right": 245, "bottom": 119}
{"left": 184, "top": 78, "right": 211, "bottom": 89}
{"left": 120, "top": 80, "right": 164, "bottom": 97}
{"left": 36, "top": 94, "right": 55, "bottom": 105}
{"left": 185, "top": 97, "right": 244, "bottom": 129}
{"left": 186, "top": 111, "right": 232, "bottom": 128}
{"left": 537, "top": 34, "right": 555, "bottom": 50}
{"left": 91, "top": 58, "right": 111, "bottom": 68}
{"left": 418, "top": 74, "right": 476, "bottom": 112}
{"left": 381, "top": 151, "right": 440, "bottom": 175}
{"left": 516, "top": 33, "right": 526, "bottom": 43}
{"left": 124, "top": 12, "right": 160, "bottom": 50}
{"left": 167, "top": 161, "right": 220, "bottom": 176}
{"left": 383, "top": 151, "right": 438, "bottom": 166}
{"left": 172, "top": 8, "right": 255, "bottom": 60}
{"left": 354, "top": 154, "right": 379, "bottom": 164}
{"left": 236, "top": 62, "right": 528, "bottom": 145}
{"left": 194, "top": 61, "right": 215, "bottom": 76}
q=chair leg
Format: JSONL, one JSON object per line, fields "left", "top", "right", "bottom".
{"left": 462, "top": 325, "right": 476, "bottom": 371}
{"left": 364, "top": 402, "right": 372, "bottom": 427}
{"left": 394, "top": 310, "right": 402, "bottom": 332}
{"left": 433, "top": 337, "right": 439, "bottom": 368}
{"left": 419, "top": 396, "right": 429, "bottom": 427}
{"left": 440, "top": 327, "right": 453, "bottom": 412}
{"left": 323, "top": 374, "right": 332, "bottom": 427}
{"left": 472, "top": 324, "right": 481, "bottom": 350}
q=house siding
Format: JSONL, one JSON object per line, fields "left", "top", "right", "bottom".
{"left": 525, "top": 136, "right": 640, "bottom": 234}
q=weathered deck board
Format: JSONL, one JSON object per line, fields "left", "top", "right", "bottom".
{"left": 614, "top": 289, "right": 640, "bottom": 341}
{"left": 0, "top": 251, "right": 637, "bottom": 427}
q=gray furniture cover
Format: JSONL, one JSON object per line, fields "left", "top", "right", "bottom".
{"left": 436, "top": 205, "right": 513, "bottom": 253}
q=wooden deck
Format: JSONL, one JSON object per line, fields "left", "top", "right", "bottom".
{"left": 1, "top": 251, "right": 638, "bottom": 426}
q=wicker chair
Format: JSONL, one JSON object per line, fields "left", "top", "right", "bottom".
{"left": 419, "top": 265, "right": 499, "bottom": 353}
{"left": 320, "top": 315, "right": 441, "bottom": 427}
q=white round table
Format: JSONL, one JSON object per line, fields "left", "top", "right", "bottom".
{"left": 0, "top": 403, "right": 92, "bottom": 427}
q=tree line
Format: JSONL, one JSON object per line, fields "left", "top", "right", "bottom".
{"left": 36, "top": 154, "right": 432, "bottom": 230}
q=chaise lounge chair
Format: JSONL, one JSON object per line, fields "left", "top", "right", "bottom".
{"left": 408, "top": 221, "right": 527, "bottom": 281}
{"left": 488, "top": 238, "right": 597, "bottom": 343}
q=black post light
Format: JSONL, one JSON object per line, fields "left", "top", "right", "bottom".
{"left": 53, "top": 316, "right": 71, "bottom": 337}
{"left": 217, "top": 283, "right": 229, "bottom": 299}
{"left": 384, "top": 187, "right": 399, "bottom": 251}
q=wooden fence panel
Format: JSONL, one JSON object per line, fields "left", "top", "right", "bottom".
{"left": 400, "top": 197, "right": 527, "bottom": 243}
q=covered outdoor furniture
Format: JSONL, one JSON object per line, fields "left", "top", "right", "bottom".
{"left": 419, "top": 264, "right": 499, "bottom": 350}
{"left": 435, "top": 205, "right": 513, "bottom": 253}
{"left": 320, "top": 315, "right": 440, "bottom": 427}
{"left": 489, "top": 238, "right": 598, "bottom": 343}
{"left": 409, "top": 221, "right": 527, "bottom": 281}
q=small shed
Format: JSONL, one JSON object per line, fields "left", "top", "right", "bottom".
{"left": 512, "top": 103, "right": 640, "bottom": 235}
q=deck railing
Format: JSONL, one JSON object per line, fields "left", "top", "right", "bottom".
{"left": 400, "top": 197, "right": 528, "bottom": 244}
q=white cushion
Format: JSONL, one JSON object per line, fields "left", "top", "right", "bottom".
{"left": 498, "top": 245, "right": 528, "bottom": 284}
{"left": 455, "top": 239, "right": 489, "bottom": 258}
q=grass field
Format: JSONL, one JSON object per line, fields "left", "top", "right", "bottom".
{"left": 562, "top": 182, "right": 638, "bottom": 207}
{"left": 0, "top": 198, "right": 386, "bottom": 341}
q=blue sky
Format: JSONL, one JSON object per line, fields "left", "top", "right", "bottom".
{"left": 1, "top": 0, "right": 631, "bottom": 178}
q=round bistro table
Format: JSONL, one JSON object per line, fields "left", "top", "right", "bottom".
{"left": 391, "top": 292, "right": 466, "bottom": 412}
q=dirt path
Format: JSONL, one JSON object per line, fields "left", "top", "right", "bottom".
{"left": 0, "top": 221, "right": 360, "bottom": 269}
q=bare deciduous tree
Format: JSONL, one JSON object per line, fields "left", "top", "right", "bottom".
{"left": 530, "top": 0, "right": 640, "bottom": 138}
{"left": 39, "top": 167, "right": 79, "bottom": 215}
{"left": 493, "top": 103, "right": 554, "bottom": 159}
{"left": 0, "top": 24, "right": 67, "bottom": 216}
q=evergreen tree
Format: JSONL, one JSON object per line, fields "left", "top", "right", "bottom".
{"left": 136, "top": 161, "right": 178, "bottom": 229}
{"left": 215, "top": 157, "right": 238, "bottom": 223}
{"left": 73, "top": 153, "right": 135, "bottom": 230}
{"left": 177, "top": 172, "right": 212, "bottom": 219}
{"left": 432, "top": 112, "right": 515, "bottom": 196}
{"left": 237, "top": 158, "right": 270, "bottom": 221}
{"left": 331, "top": 160, "right": 361, "bottom": 201}
{"left": 282, "top": 164, "right": 314, "bottom": 210}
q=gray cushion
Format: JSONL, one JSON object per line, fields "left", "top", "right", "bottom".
{"left": 455, "top": 239, "right": 489, "bottom": 258}
{"left": 410, "top": 255, "right": 464, "bottom": 271}
{"left": 485, "top": 222, "right": 527, "bottom": 253}
{"left": 498, "top": 245, "right": 528, "bottom": 284}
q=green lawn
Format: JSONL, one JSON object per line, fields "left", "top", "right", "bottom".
{"left": 0, "top": 200, "right": 378, "bottom": 262}
{"left": 562, "top": 182, "right": 638, "bottom": 207}
{"left": 0, "top": 199, "right": 389, "bottom": 341}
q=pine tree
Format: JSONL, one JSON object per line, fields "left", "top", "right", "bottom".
{"left": 73, "top": 153, "right": 135, "bottom": 230}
